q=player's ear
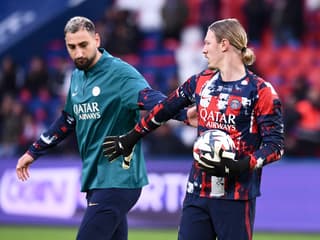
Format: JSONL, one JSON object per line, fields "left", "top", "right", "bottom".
{"left": 95, "top": 33, "right": 101, "bottom": 47}
{"left": 220, "top": 38, "right": 229, "bottom": 52}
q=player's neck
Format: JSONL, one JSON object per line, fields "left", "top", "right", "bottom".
{"left": 219, "top": 62, "right": 246, "bottom": 82}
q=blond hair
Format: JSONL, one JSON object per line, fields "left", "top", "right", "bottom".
{"left": 209, "top": 18, "right": 255, "bottom": 66}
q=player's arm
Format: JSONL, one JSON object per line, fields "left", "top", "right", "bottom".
{"left": 138, "top": 75, "right": 197, "bottom": 129}
{"left": 136, "top": 85, "right": 194, "bottom": 134}
{"left": 103, "top": 77, "right": 196, "bottom": 164}
{"left": 26, "top": 110, "right": 76, "bottom": 159}
{"left": 220, "top": 83, "right": 284, "bottom": 175}
{"left": 137, "top": 87, "right": 194, "bottom": 125}
{"left": 249, "top": 83, "right": 285, "bottom": 168}
{"left": 16, "top": 111, "right": 75, "bottom": 181}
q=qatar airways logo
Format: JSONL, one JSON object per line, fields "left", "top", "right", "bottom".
{"left": 199, "top": 109, "right": 236, "bottom": 130}
{"left": 73, "top": 102, "right": 101, "bottom": 120}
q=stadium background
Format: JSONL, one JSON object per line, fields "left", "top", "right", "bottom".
{"left": 0, "top": 0, "right": 320, "bottom": 239}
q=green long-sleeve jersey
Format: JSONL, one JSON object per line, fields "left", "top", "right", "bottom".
{"left": 64, "top": 49, "right": 149, "bottom": 191}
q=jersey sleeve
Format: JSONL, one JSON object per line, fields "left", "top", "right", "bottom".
{"left": 135, "top": 75, "right": 197, "bottom": 134}
{"left": 251, "top": 81, "right": 284, "bottom": 168}
{"left": 27, "top": 111, "right": 75, "bottom": 159}
{"left": 137, "top": 87, "right": 191, "bottom": 123}
{"left": 137, "top": 88, "right": 166, "bottom": 110}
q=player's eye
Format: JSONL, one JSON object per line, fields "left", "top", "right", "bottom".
{"left": 67, "top": 44, "right": 76, "bottom": 50}
{"left": 79, "top": 42, "right": 88, "bottom": 48}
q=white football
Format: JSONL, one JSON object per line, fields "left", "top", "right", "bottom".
{"left": 193, "top": 129, "right": 235, "bottom": 169}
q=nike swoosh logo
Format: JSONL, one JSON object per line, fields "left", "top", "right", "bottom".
{"left": 72, "top": 92, "right": 78, "bottom": 97}
{"left": 88, "top": 202, "right": 99, "bottom": 207}
{"left": 40, "top": 134, "right": 56, "bottom": 144}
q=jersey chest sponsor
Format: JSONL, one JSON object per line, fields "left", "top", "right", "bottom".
{"left": 199, "top": 109, "right": 237, "bottom": 130}
{"left": 73, "top": 102, "right": 101, "bottom": 120}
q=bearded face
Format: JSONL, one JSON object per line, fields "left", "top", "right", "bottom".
{"left": 65, "top": 29, "right": 100, "bottom": 71}
{"left": 74, "top": 53, "right": 96, "bottom": 71}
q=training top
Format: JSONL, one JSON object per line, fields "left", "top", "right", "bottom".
{"left": 135, "top": 69, "right": 284, "bottom": 200}
{"left": 64, "top": 49, "right": 152, "bottom": 191}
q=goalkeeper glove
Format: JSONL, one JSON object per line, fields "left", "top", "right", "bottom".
{"left": 102, "top": 129, "right": 142, "bottom": 169}
{"left": 220, "top": 150, "right": 250, "bottom": 177}
{"left": 197, "top": 158, "right": 227, "bottom": 177}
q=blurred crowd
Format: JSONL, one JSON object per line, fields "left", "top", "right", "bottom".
{"left": 1, "top": 0, "right": 320, "bottom": 159}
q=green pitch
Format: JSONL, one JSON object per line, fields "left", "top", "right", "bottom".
{"left": 0, "top": 226, "right": 319, "bottom": 240}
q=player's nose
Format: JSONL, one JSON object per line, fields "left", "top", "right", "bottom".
{"left": 74, "top": 48, "right": 84, "bottom": 58}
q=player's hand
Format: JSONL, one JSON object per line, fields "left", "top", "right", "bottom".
{"left": 102, "top": 129, "right": 141, "bottom": 169}
{"left": 16, "top": 153, "right": 35, "bottom": 181}
{"left": 187, "top": 106, "right": 198, "bottom": 127}
{"left": 220, "top": 150, "right": 250, "bottom": 176}
{"left": 194, "top": 140, "right": 229, "bottom": 177}
{"left": 196, "top": 158, "right": 226, "bottom": 177}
